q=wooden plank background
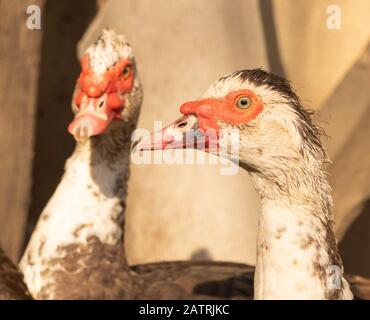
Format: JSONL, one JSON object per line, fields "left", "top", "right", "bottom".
{"left": 0, "top": 0, "right": 44, "bottom": 262}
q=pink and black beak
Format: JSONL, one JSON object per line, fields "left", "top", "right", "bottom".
{"left": 132, "top": 114, "right": 219, "bottom": 153}
{"left": 68, "top": 94, "right": 116, "bottom": 142}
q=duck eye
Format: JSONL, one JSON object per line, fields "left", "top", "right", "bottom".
{"left": 236, "top": 96, "right": 252, "bottom": 109}
{"left": 122, "top": 65, "right": 132, "bottom": 79}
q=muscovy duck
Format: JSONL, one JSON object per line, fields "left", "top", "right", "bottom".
{"left": 135, "top": 69, "right": 361, "bottom": 299}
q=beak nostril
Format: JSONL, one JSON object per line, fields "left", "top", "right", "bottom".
{"left": 131, "top": 138, "right": 141, "bottom": 151}
{"left": 176, "top": 121, "right": 188, "bottom": 129}
{"left": 98, "top": 100, "right": 104, "bottom": 109}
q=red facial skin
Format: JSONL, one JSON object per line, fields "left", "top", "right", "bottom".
{"left": 180, "top": 89, "right": 263, "bottom": 133}
{"left": 68, "top": 55, "right": 135, "bottom": 139}
{"left": 74, "top": 55, "right": 135, "bottom": 118}
{"left": 134, "top": 90, "right": 264, "bottom": 153}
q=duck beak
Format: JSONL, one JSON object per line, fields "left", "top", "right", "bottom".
{"left": 68, "top": 95, "right": 114, "bottom": 142}
{"left": 132, "top": 114, "right": 219, "bottom": 152}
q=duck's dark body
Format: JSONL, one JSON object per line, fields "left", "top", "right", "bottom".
{"left": 0, "top": 248, "right": 31, "bottom": 300}
{"left": 133, "top": 261, "right": 368, "bottom": 300}
{"left": 132, "top": 261, "right": 254, "bottom": 300}
{"left": 30, "top": 236, "right": 253, "bottom": 300}
{"left": 2, "top": 238, "right": 367, "bottom": 300}
{"left": 345, "top": 274, "right": 370, "bottom": 300}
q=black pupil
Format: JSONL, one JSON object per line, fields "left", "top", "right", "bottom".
{"left": 240, "top": 99, "right": 248, "bottom": 105}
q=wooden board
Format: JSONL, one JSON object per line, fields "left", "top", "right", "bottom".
{"left": 0, "top": 0, "right": 44, "bottom": 262}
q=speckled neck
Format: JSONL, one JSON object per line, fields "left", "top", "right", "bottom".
{"left": 20, "top": 123, "right": 135, "bottom": 299}
{"left": 250, "top": 161, "right": 353, "bottom": 300}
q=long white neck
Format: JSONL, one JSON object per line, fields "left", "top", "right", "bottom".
{"left": 250, "top": 163, "right": 353, "bottom": 300}
{"left": 20, "top": 126, "right": 133, "bottom": 299}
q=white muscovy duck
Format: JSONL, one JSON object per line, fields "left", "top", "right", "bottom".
{"left": 135, "top": 68, "right": 358, "bottom": 300}
{"left": 0, "top": 247, "right": 31, "bottom": 299}
{"left": 19, "top": 30, "right": 254, "bottom": 300}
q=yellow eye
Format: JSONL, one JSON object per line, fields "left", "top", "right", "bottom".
{"left": 122, "top": 65, "right": 132, "bottom": 79}
{"left": 236, "top": 96, "right": 252, "bottom": 109}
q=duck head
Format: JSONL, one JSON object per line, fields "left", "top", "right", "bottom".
{"left": 69, "top": 29, "right": 143, "bottom": 142}
{"left": 134, "top": 69, "right": 324, "bottom": 174}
